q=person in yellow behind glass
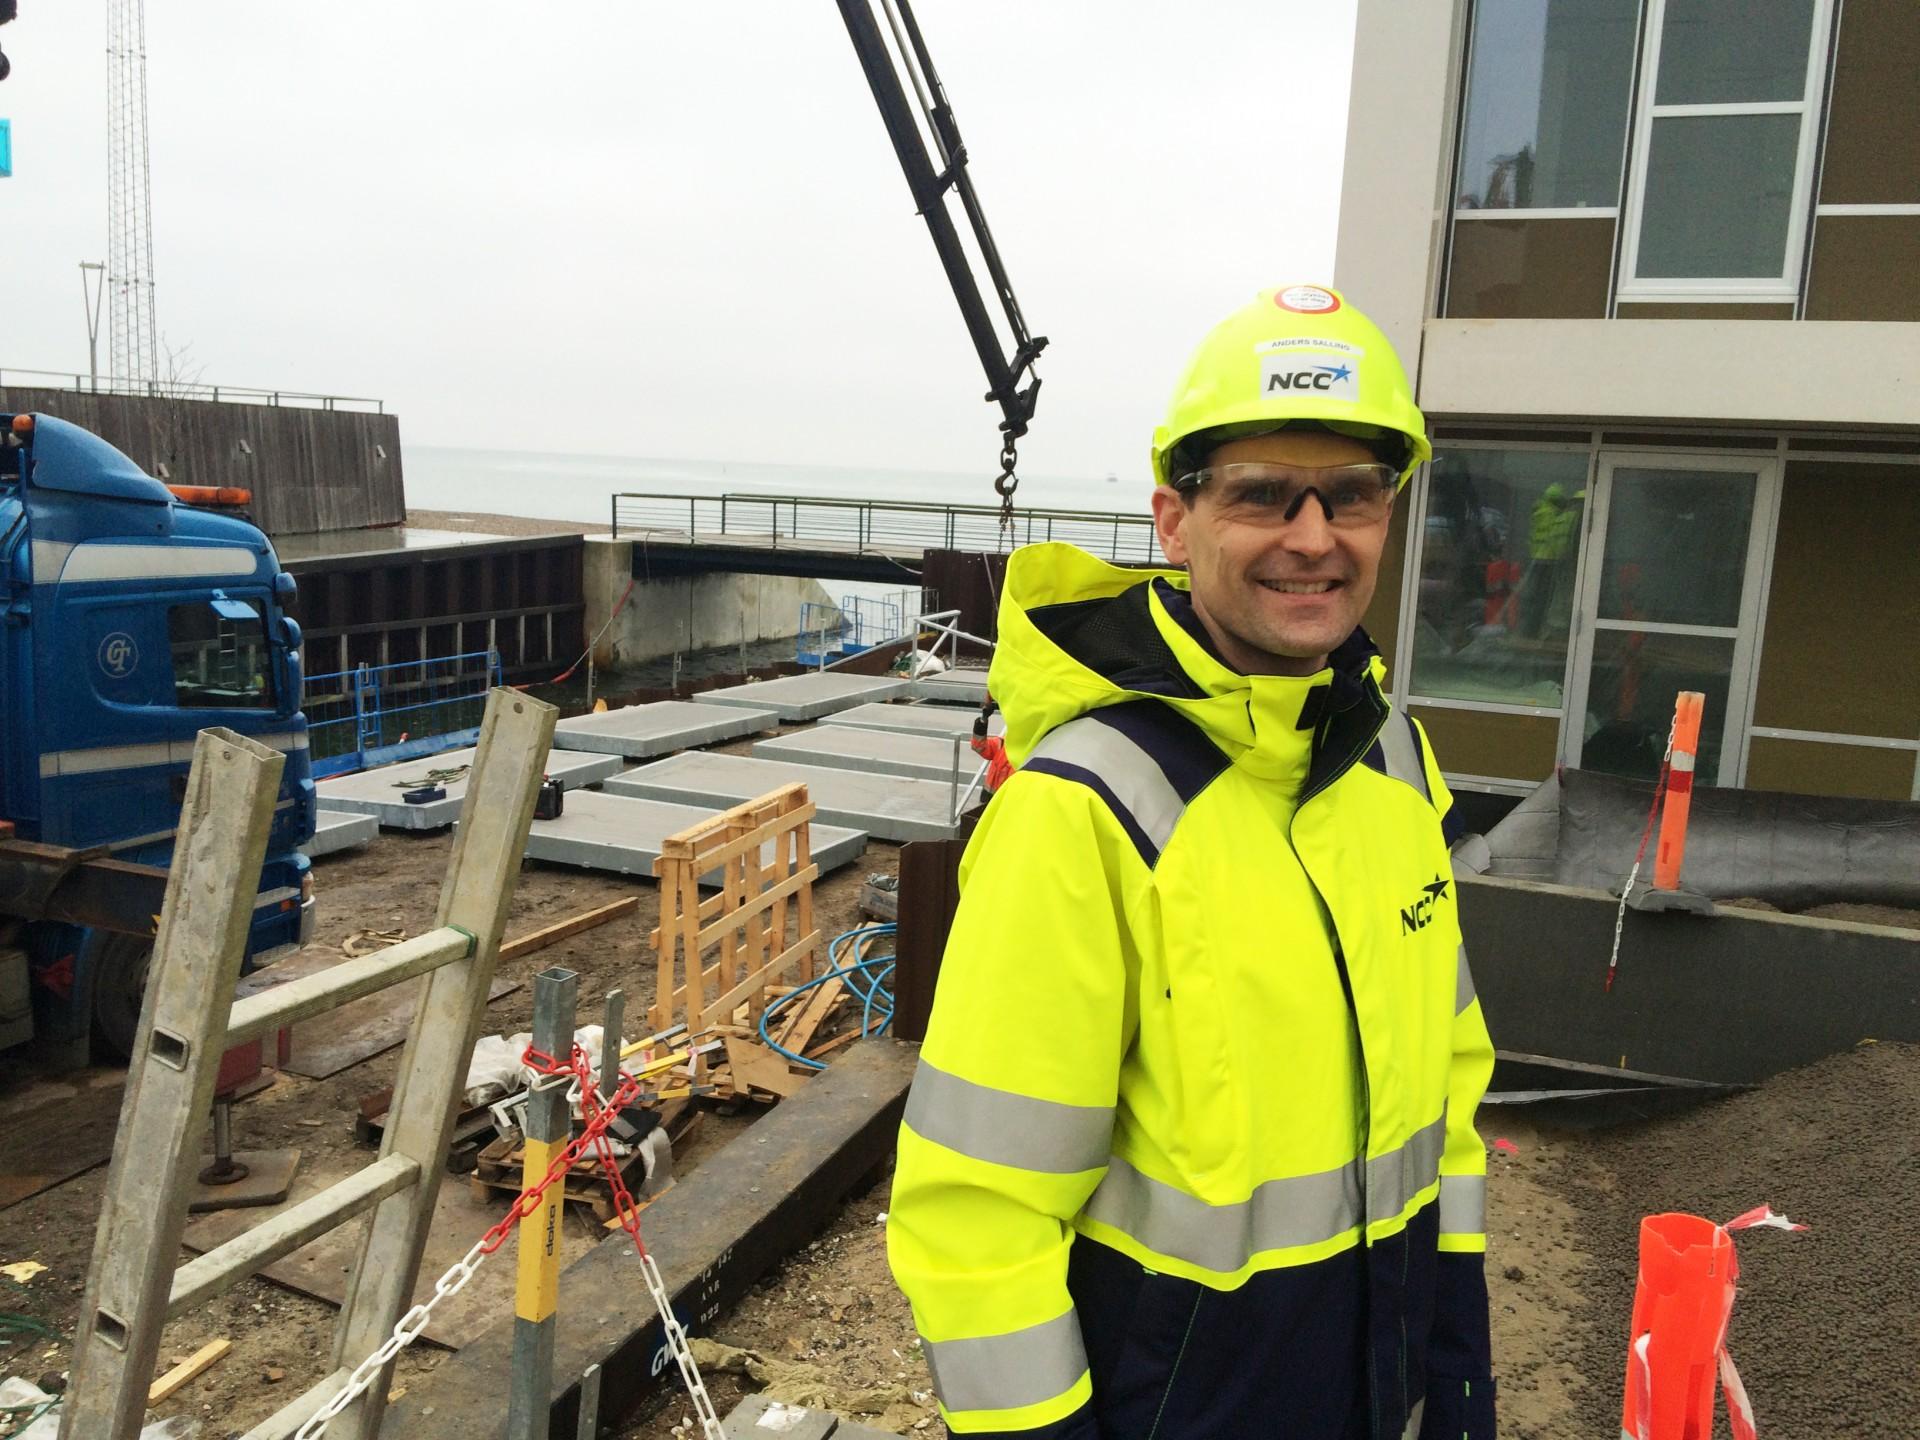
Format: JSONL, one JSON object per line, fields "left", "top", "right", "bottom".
{"left": 887, "top": 287, "right": 1495, "bottom": 1440}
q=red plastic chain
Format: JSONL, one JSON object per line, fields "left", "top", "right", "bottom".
{"left": 477, "top": 1042, "right": 658, "bottom": 1258}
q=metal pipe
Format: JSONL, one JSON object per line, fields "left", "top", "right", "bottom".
{"left": 509, "top": 967, "right": 579, "bottom": 1440}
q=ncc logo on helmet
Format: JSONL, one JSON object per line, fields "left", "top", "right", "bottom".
{"left": 1257, "top": 342, "right": 1362, "bottom": 403}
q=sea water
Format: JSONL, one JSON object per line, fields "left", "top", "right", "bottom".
{"left": 405, "top": 449, "right": 1152, "bottom": 679}
{"left": 405, "top": 445, "right": 1156, "bottom": 641}
{"left": 404, "top": 445, "right": 1141, "bottom": 528}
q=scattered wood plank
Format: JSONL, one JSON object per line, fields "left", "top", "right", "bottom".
{"left": 148, "top": 1337, "right": 231, "bottom": 1405}
{"left": 804, "top": 1029, "right": 863, "bottom": 1062}
{"left": 774, "top": 976, "right": 846, "bottom": 1059}
{"left": 499, "top": 897, "right": 639, "bottom": 962}
{"left": 723, "top": 1036, "right": 805, "bottom": 1100}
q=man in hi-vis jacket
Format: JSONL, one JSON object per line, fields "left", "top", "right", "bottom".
{"left": 888, "top": 286, "right": 1496, "bottom": 1440}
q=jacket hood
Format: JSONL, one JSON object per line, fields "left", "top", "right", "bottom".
{"left": 987, "top": 543, "right": 1389, "bottom": 780}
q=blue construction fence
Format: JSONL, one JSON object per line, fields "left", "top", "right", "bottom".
{"left": 306, "top": 649, "right": 504, "bottom": 778}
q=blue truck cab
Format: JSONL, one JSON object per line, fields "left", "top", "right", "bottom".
{"left": 0, "top": 413, "right": 315, "bottom": 1063}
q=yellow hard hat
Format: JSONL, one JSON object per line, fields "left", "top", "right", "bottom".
{"left": 1150, "top": 285, "right": 1431, "bottom": 488}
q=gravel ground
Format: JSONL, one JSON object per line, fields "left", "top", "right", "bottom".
{"left": 1545, "top": 1042, "right": 1920, "bottom": 1439}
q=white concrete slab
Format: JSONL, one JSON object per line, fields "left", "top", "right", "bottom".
{"left": 692, "top": 673, "right": 908, "bottom": 723}
{"left": 821, "top": 702, "right": 1006, "bottom": 742}
{"left": 301, "top": 810, "right": 378, "bottom": 858}
{"left": 521, "top": 788, "right": 868, "bottom": 883}
{"left": 754, "top": 726, "right": 985, "bottom": 786}
{"left": 316, "top": 746, "right": 623, "bottom": 831}
{"left": 553, "top": 700, "right": 779, "bottom": 759}
{"left": 909, "top": 669, "right": 991, "bottom": 706}
{"left": 604, "top": 751, "right": 964, "bottom": 843}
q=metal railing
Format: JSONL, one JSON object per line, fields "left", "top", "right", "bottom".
{"left": 610, "top": 491, "right": 1159, "bottom": 564}
{"left": 305, "top": 649, "right": 504, "bottom": 777}
{"left": 0, "top": 366, "right": 386, "bottom": 413}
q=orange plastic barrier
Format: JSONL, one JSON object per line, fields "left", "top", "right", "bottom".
{"left": 1652, "top": 691, "right": 1705, "bottom": 891}
{"left": 1622, "top": 1206, "right": 1805, "bottom": 1440}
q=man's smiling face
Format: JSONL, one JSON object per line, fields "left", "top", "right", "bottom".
{"left": 1150, "top": 427, "right": 1396, "bottom": 676}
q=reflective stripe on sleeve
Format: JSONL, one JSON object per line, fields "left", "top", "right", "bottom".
{"left": 1400, "top": 1397, "right": 1426, "bottom": 1439}
{"left": 1438, "top": 1174, "right": 1487, "bottom": 1236}
{"left": 1025, "top": 715, "right": 1188, "bottom": 860}
{"left": 1378, "top": 712, "right": 1430, "bottom": 803}
{"left": 1082, "top": 1114, "right": 1447, "bottom": 1274}
{"left": 1456, "top": 942, "right": 1477, "bottom": 1014}
{"left": 923, "top": 1309, "right": 1088, "bottom": 1415}
{"left": 904, "top": 1058, "right": 1115, "bottom": 1175}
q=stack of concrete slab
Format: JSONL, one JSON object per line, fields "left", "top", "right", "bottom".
{"left": 522, "top": 789, "right": 867, "bottom": 882}
{"left": 909, "top": 668, "right": 991, "bottom": 706}
{"left": 302, "top": 810, "right": 378, "bottom": 858}
{"left": 605, "top": 751, "right": 965, "bottom": 842}
{"left": 692, "top": 672, "right": 907, "bottom": 723}
{"left": 553, "top": 700, "right": 778, "bottom": 759}
{"left": 315, "top": 746, "right": 622, "bottom": 831}
{"left": 823, "top": 701, "right": 1005, "bottom": 741}
{"left": 755, "top": 726, "right": 985, "bottom": 785}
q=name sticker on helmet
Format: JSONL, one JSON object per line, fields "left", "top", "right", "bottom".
{"left": 1275, "top": 285, "right": 1341, "bottom": 314}
{"left": 1259, "top": 347, "right": 1361, "bottom": 402}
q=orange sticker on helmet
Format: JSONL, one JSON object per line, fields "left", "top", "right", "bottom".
{"left": 1275, "top": 286, "right": 1341, "bottom": 314}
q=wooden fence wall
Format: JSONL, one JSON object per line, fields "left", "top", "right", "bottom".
{"left": 0, "top": 385, "right": 405, "bottom": 537}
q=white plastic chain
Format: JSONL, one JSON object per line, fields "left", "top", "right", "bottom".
{"left": 638, "top": 1246, "right": 726, "bottom": 1440}
{"left": 293, "top": 1237, "right": 489, "bottom": 1438}
{"left": 1606, "top": 715, "right": 1679, "bottom": 985}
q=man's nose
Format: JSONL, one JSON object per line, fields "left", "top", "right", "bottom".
{"left": 1278, "top": 498, "right": 1337, "bottom": 557}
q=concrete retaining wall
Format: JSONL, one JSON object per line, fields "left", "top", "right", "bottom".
{"left": 583, "top": 535, "right": 837, "bottom": 669}
{"left": 0, "top": 385, "right": 404, "bottom": 537}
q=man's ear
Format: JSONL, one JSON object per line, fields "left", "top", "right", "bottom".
{"left": 1150, "top": 486, "right": 1190, "bottom": 567}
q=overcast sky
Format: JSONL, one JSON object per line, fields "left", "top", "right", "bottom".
{"left": 2, "top": 3, "right": 1358, "bottom": 483}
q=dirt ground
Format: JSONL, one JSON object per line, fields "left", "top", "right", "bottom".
{"left": 0, "top": 802, "right": 900, "bottom": 1438}
{"left": 4, "top": 767, "right": 1915, "bottom": 1436}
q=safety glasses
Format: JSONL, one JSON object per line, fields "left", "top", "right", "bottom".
{"left": 1171, "top": 462, "right": 1398, "bottom": 528}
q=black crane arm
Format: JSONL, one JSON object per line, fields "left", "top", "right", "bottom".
{"left": 834, "top": 0, "right": 1047, "bottom": 475}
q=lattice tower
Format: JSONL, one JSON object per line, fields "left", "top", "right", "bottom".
{"left": 106, "top": 0, "right": 158, "bottom": 384}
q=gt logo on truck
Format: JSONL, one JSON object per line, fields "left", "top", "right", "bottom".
{"left": 98, "top": 632, "right": 139, "bottom": 678}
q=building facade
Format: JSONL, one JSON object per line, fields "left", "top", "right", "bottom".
{"left": 1337, "top": 0, "right": 1919, "bottom": 802}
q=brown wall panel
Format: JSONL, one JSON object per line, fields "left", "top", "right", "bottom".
{"left": 1409, "top": 704, "right": 1561, "bottom": 782}
{"left": 1804, "top": 216, "right": 1920, "bottom": 321}
{"left": 1612, "top": 303, "right": 1795, "bottom": 320}
{"left": 1365, "top": 497, "right": 1411, "bottom": 671}
{"left": 1819, "top": 0, "right": 1920, "bottom": 206}
{"left": 1444, "top": 216, "right": 1615, "bottom": 319}
{"left": 1745, "top": 737, "right": 1915, "bottom": 801}
{"left": 1752, "top": 460, "right": 1920, "bottom": 736}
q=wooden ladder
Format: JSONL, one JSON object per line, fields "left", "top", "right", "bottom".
{"left": 60, "top": 689, "right": 557, "bottom": 1440}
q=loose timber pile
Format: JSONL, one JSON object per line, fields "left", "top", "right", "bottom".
{"left": 1551, "top": 1042, "right": 1920, "bottom": 1438}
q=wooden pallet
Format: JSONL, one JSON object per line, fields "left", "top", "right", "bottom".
{"left": 467, "top": 1099, "right": 700, "bottom": 1223}
{"left": 649, "top": 784, "right": 822, "bottom": 1054}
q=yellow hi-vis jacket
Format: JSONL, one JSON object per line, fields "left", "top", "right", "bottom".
{"left": 887, "top": 545, "right": 1494, "bottom": 1440}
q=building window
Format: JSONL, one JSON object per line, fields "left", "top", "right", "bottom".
{"left": 1617, "top": 0, "right": 1832, "bottom": 298}
{"left": 1444, "top": 0, "right": 1640, "bottom": 318}
{"left": 169, "top": 601, "right": 273, "bottom": 709}
{"left": 1406, "top": 447, "right": 1589, "bottom": 709}
{"left": 1454, "top": 0, "right": 1642, "bottom": 211}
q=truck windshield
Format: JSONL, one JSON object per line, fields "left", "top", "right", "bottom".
{"left": 169, "top": 601, "right": 274, "bottom": 709}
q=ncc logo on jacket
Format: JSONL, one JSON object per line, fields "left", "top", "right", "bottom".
{"left": 1400, "top": 876, "right": 1450, "bottom": 935}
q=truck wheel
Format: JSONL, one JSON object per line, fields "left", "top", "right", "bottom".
{"left": 90, "top": 934, "right": 153, "bottom": 1061}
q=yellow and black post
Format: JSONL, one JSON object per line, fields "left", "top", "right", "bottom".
{"left": 509, "top": 965, "right": 577, "bottom": 1440}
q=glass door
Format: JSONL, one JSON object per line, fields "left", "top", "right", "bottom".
{"left": 1564, "top": 454, "right": 1778, "bottom": 784}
